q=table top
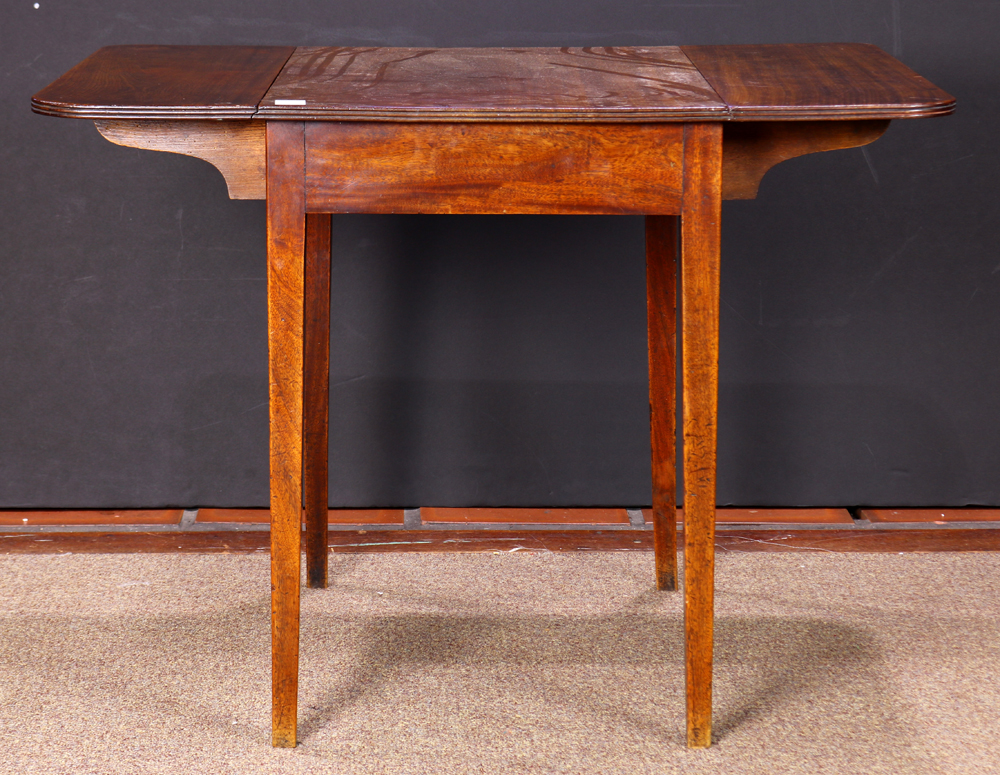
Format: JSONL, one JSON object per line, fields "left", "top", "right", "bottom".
{"left": 33, "top": 44, "right": 953, "bottom": 123}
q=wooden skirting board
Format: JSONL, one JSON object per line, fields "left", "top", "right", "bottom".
{"left": 1, "top": 527, "right": 999, "bottom": 555}
{"left": 1, "top": 509, "right": 999, "bottom": 554}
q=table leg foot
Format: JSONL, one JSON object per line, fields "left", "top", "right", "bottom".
{"left": 656, "top": 567, "right": 677, "bottom": 593}
{"left": 687, "top": 722, "right": 713, "bottom": 749}
{"left": 646, "top": 214, "right": 679, "bottom": 592}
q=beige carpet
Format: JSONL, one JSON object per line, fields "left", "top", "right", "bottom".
{"left": 1, "top": 551, "right": 998, "bottom": 774}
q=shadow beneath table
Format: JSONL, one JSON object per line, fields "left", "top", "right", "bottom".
{"left": 297, "top": 604, "right": 908, "bottom": 762}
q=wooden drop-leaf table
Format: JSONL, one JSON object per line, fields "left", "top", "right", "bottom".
{"left": 32, "top": 44, "right": 953, "bottom": 749}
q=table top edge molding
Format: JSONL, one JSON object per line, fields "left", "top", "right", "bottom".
{"left": 31, "top": 43, "right": 955, "bottom": 123}
{"left": 30, "top": 44, "right": 296, "bottom": 122}
{"left": 31, "top": 101, "right": 261, "bottom": 120}
{"left": 32, "top": 103, "right": 954, "bottom": 122}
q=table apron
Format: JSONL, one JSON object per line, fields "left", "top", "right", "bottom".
{"left": 302, "top": 122, "right": 685, "bottom": 215}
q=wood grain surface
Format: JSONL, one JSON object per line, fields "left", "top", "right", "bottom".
{"left": 32, "top": 46, "right": 295, "bottom": 119}
{"left": 680, "top": 123, "right": 723, "bottom": 749}
{"left": 266, "top": 121, "right": 307, "bottom": 749}
{"left": 304, "top": 122, "right": 684, "bottom": 214}
{"left": 640, "top": 507, "right": 855, "bottom": 524}
{"left": 421, "top": 508, "right": 632, "bottom": 524}
{"left": 90, "top": 116, "right": 891, "bottom": 203}
{"left": 861, "top": 509, "right": 1000, "bottom": 524}
{"left": 645, "top": 215, "right": 679, "bottom": 591}
{"left": 94, "top": 119, "right": 266, "bottom": 199}
{"left": 30, "top": 41, "right": 957, "bottom": 757}
{"left": 303, "top": 214, "right": 332, "bottom": 589}
{"left": 194, "top": 508, "right": 406, "bottom": 524}
{"left": 0, "top": 509, "right": 183, "bottom": 525}
{"left": 259, "top": 46, "right": 725, "bottom": 121}
{"left": 721, "top": 119, "right": 889, "bottom": 199}
{"left": 35, "top": 44, "right": 954, "bottom": 123}
{"left": 3, "top": 528, "right": 1000, "bottom": 555}
{"left": 682, "top": 43, "right": 954, "bottom": 120}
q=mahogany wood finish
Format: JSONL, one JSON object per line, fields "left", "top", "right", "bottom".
{"left": 861, "top": 509, "right": 1000, "bottom": 523}
{"left": 304, "top": 122, "right": 684, "bottom": 215}
{"left": 303, "top": 214, "right": 332, "bottom": 589}
{"left": 326, "top": 509, "right": 407, "bottom": 524}
{"left": 421, "top": 507, "right": 631, "bottom": 524}
{"left": 258, "top": 46, "right": 725, "bottom": 122}
{"left": 196, "top": 508, "right": 406, "bottom": 524}
{"left": 34, "top": 44, "right": 955, "bottom": 123}
{"left": 721, "top": 120, "right": 889, "bottom": 200}
{"left": 266, "top": 121, "right": 307, "bottom": 749}
{"left": 90, "top": 117, "right": 890, "bottom": 203}
{"left": 0, "top": 506, "right": 854, "bottom": 527}
{"left": 32, "top": 45, "right": 295, "bottom": 119}
{"left": 712, "top": 529, "right": 1000, "bottom": 553}
{"left": 0, "top": 531, "right": 276, "bottom": 553}
{"left": 196, "top": 508, "right": 273, "bottom": 523}
{"left": 31, "top": 44, "right": 954, "bottom": 752}
{"left": 681, "top": 43, "right": 954, "bottom": 120}
{"left": 645, "top": 216, "right": 679, "bottom": 591}
{"left": 680, "top": 123, "right": 723, "bottom": 749}
{"left": 640, "top": 507, "right": 855, "bottom": 524}
{"left": 0, "top": 509, "right": 183, "bottom": 525}
{"left": 94, "top": 119, "right": 266, "bottom": 199}
{"left": 3, "top": 527, "right": 1000, "bottom": 556}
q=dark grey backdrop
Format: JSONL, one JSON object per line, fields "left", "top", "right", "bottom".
{"left": 1, "top": 1, "right": 994, "bottom": 508}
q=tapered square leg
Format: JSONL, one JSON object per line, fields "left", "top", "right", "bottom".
{"left": 303, "top": 213, "right": 332, "bottom": 589}
{"left": 680, "top": 123, "right": 723, "bottom": 749}
{"left": 645, "top": 215, "right": 679, "bottom": 592}
{"left": 267, "top": 121, "right": 306, "bottom": 749}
